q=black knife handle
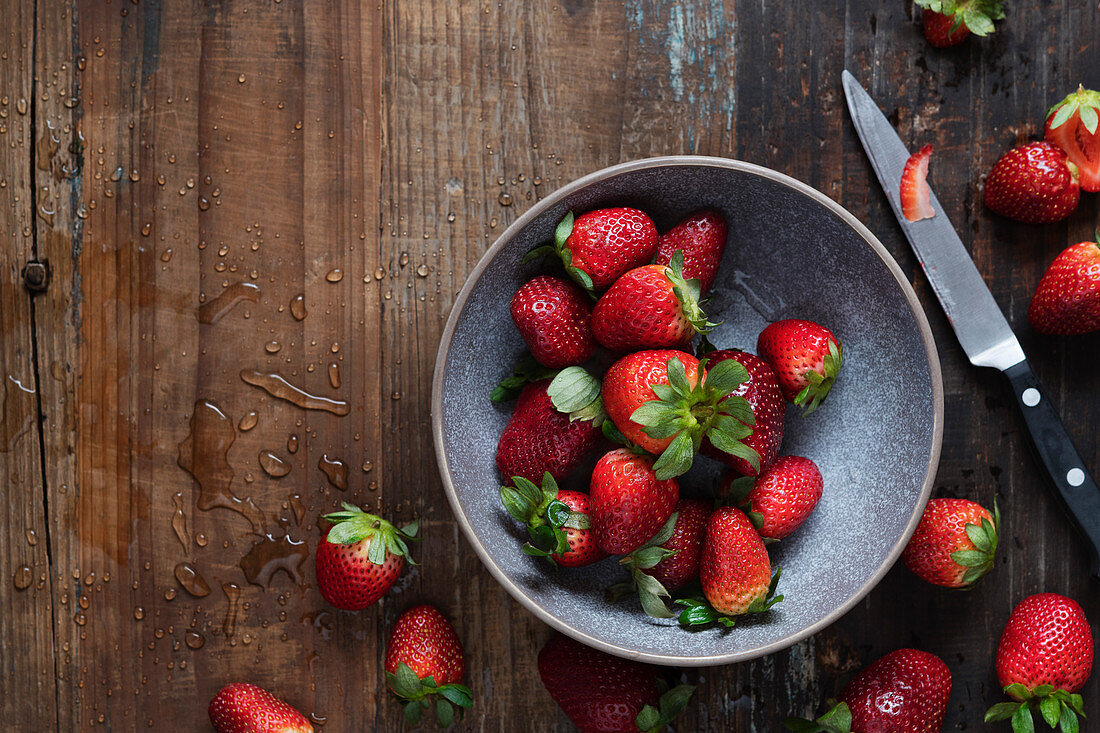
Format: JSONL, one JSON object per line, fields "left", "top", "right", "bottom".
{"left": 1004, "top": 360, "right": 1100, "bottom": 578}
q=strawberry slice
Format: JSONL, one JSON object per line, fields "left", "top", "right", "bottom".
{"left": 900, "top": 144, "right": 935, "bottom": 222}
{"left": 1045, "top": 86, "right": 1100, "bottom": 192}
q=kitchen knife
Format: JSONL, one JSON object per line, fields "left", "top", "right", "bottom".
{"left": 842, "top": 69, "right": 1100, "bottom": 579}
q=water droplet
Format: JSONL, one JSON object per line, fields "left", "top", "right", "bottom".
{"left": 133, "top": 606, "right": 145, "bottom": 620}
{"left": 238, "top": 411, "right": 258, "bottom": 431}
{"left": 174, "top": 563, "right": 211, "bottom": 597}
{"left": 74, "top": 612, "right": 87, "bottom": 626}
{"left": 239, "top": 534, "right": 308, "bottom": 588}
{"left": 264, "top": 340, "right": 282, "bottom": 354}
{"left": 185, "top": 631, "right": 205, "bottom": 649}
{"left": 327, "top": 362, "right": 341, "bottom": 389}
{"left": 318, "top": 454, "right": 348, "bottom": 491}
{"left": 25, "top": 529, "right": 37, "bottom": 546}
{"left": 290, "top": 293, "right": 307, "bottom": 321}
{"left": 196, "top": 282, "right": 260, "bottom": 325}
{"left": 240, "top": 370, "right": 349, "bottom": 416}
{"left": 368, "top": 481, "right": 378, "bottom": 491}
{"left": 329, "top": 342, "right": 340, "bottom": 354}
{"left": 287, "top": 434, "right": 299, "bottom": 454}
{"left": 289, "top": 494, "right": 307, "bottom": 525}
{"left": 325, "top": 268, "right": 343, "bottom": 283}
{"left": 446, "top": 212, "right": 455, "bottom": 222}
{"left": 361, "top": 460, "right": 373, "bottom": 473}
{"left": 391, "top": 391, "right": 402, "bottom": 400}
{"left": 416, "top": 264, "right": 428, "bottom": 277}
{"left": 164, "top": 587, "right": 178, "bottom": 601}
{"left": 195, "top": 532, "right": 209, "bottom": 547}
{"left": 238, "top": 73, "right": 246, "bottom": 83}
{"left": 217, "top": 245, "right": 229, "bottom": 257}
{"left": 13, "top": 565, "right": 32, "bottom": 590}
{"left": 498, "top": 192, "right": 513, "bottom": 206}
{"left": 15, "top": 98, "right": 27, "bottom": 115}
{"left": 374, "top": 267, "right": 385, "bottom": 280}
{"left": 222, "top": 583, "right": 241, "bottom": 637}
{"left": 129, "top": 169, "right": 140, "bottom": 182}
{"left": 171, "top": 492, "right": 190, "bottom": 550}
{"left": 160, "top": 248, "right": 173, "bottom": 263}
{"left": 259, "top": 451, "right": 291, "bottom": 478}
{"left": 399, "top": 252, "right": 409, "bottom": 267}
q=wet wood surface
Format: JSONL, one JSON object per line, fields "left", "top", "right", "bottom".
{"left": 1, "top": 0, "right": 1098, "bottom": 730}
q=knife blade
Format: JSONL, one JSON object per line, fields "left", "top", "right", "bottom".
{"left": 842, "top": 69, "right": 1100, "bottom": 579}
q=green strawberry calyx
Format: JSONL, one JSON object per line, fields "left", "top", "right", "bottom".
{"left": 664, "top": 250, "right": 719, "bottom": 337}
{"left": 676, "top": 567, "right": 784, "bottom": 629}
{"left": 721, "top": 476, "right": 778, "bottom": 545}
{"left": 952, "top": 498, "right": 1000, "bottom": 587}
{"left": 500, "top": 473, "right": 590, "bottom": 563}
{"left": 1047, "top": 85, "right": 1100, "bottom": 135}
{"left": 322, "top": 503, "right": 419, "bottom": 565}
{"left": 914, "top": 0, "right": 1005, "bottom": 36}
{"left": 985, "top": 683, "right": 1086, "bottom": 733}
{"left": 793, "top": 338, "right": 842, "bottom": 416}
{"left": 635, "top": 679, "right": 696, "bottom": 733}
{"left": 547, "top": 366, "right": 606, "bottom": 424}
{"left": 387, "top": 661, "right": 474, "bottom": 727}
{"left": 521, "top": 211, "right": 596, "bottom": 295}
{"left": 631, "top": 356, "right": 761, "bottom": 480}
{"left": 606, "top": 512, "right": 680, "bottom": 619}
{"left": 783, "top": 700, "right": 854, "bottom": 732}
{"left": 490, "top": 353, "right": 557, "bottom": 403}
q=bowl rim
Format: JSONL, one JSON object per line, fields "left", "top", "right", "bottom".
{"left": 431, "top": 154, "right": 944, "bottom": 666}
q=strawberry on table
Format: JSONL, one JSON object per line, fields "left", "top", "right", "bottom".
{"left": 500, "top": 472, "right": 606, "bottom": 567}
{"left": 527, "top": 208, "right": 659, "bottom": 291}
{"left": 786, "top": 648, "right": 952, "bottom": 733}
{"left": 914, "top": 0, "right": 1004, "bottom": 48}
{"left": 601, "top": 349, "right": 760, "bottom": 479}
{"left": 986, "top": 593, "right": 1093, "bottom": 732}
{"left": 900, "top": 144, "right": 935, "bottom": 222}
{"left": 724, "top": 455, "right": 824, "bottom": 541}
{"left": 1027, "top": 237, "right": 1100, "bottom": 336}
{"left": 983, "top": 141, "right": 1080, "bottom": 224}
{"left": 757, "top": 319, "right": 843, "bottom": 414}
{"left": 700, "top": 350, "right": 784, "bottom": 477}
{"left": 495, "top": 379, "right": 602, "bottom": 484}
{"left": 385, "top": 605, "right": 473, "bottom": 727}
{"left": 209, "top": 683, "right": 313, "bottom": 733}
{"left": 510, "top": 275, "right": 596, "bottom": 368}
{"left": 1045, "top": 86, "right": 1100, "bottom": 192}
{"left": 902, "top": 497, "right": 999, "bottom": 588}
{"left": 537, "top": 633, "right": 695, "bottom": 733}
{"left": 591, "top": 251, "right": 717, "bottom": 352}
{"left": 655, "top": 209, "right": 729, "bottom": 293}
{"left": 314, "top": 504, "right": 418, "bottom": 611}
{"left": 589, "top": 448, "right": 679, "bottom": 556}
{"left": 678, "top": 506, "right": 781, "bottom": 627}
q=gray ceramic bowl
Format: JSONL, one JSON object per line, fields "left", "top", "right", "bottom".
{"left": 432, "top": 156, "right": 943, "bottom": 666}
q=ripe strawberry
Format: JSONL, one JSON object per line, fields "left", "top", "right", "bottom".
{"left": 724, "top": 455, "right": 823, "bottom": 540}
{"left": 510, "top": 275, "right": 596, "bottom": 368}
{"left": 592, "top": 251, "right": 716, "bottom": 351}
{"left": 527, "top": 209, "right": 659, "bottom": 292}
{"left": 500, "top": 472, "right": 607, "bottom": 567}
{"left": 986, "top": 593, "right": 1093, "bottom": 732}
{"left": 984, "top": 141, "right": 1080, "bottom": 224}
{"left": 655, "top": 209, "right": 729, "bottom": 293}
{"left": 786, "top": 649, "right": 952, "bottom": 733}
{"left": 700, "top": 350, "right": 784, "bottom": 477}
{"left": 496, "top": 380, "right": 602, "bottom": 484}
{"left": 678, "top": 506, "right": 781, "bottom": 627}
{"left": 1028, "top": 238, "right": 1100, "bottom": 335}
{"left": 209, "top": 683, "right": 312, "bottom": 733}
{"left": 601, "top": 350, "right": 759, "bottom": 479}
{"left": 900, "top": 144, "right": 935, "bottom": 221}
{"left": 902, "top": 497, "right": 999, "bottom": 588}
{"left": 537, "top": 633, "right": 695, "bottom": 733}
{"left": 757, "top": 319, "right": 843, "bottom": 414}
{"left": 314, "top": 504, "right": 418, "bottom": 611}
{"left": 641, "top": 498, "right": 711, "bottom": 591}
{"left": 1045, "top": 86, "right": 1100, "bottom": 192}
{"left": 589, "top": 449, "right": 678, "bottom": 555}
{"left": 385, "top": 605, "right": 473, "bottom": 727}
{"left": 915, "top": 1, "right": 1004, "bottom": 48}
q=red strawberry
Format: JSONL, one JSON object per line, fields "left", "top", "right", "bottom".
{"left": 510, "top": 275, "right": 596, "bottom": 368}
{"left": 700, "top": 350, "right": 784, "bottom": 477}
{"left": 500, "top": 473, "right": 607, "bottom": 567}
{"left": 900, "top": 144, "right": 935, "bottom": 221}
{"left": 725, "top": 455, "right": 823, "bottom": 540}
{"left": 757, "top": 319, "right": 843, "bottom": 414}
{"left": 314, "top": 504, "right": 417, "bottom": 611}
{"left": 385, "top": 605, "right": 472, "bottom": 727}
{"left": 537, "top": 633, "right": 695, "bottom": 733}
{"left": 529, "top": 209, "right": 659, "bottom": 292}
{"left": 678, "top": 506, "right": 780, "bottom": 627}
{"left": 209, "top": 683, "right": 312, "bottom": 733}
{"left": 902, "top": 497, "right": 999, "bottom": 588}
{"left": 915, "top": 1, "right": 1003, "bottom": 47}
{"left": 496, "top": 380, "right": 602, "bottom": 484}
{"left": 592, "top": 252, "right": 715, "bottom": 351}
{"left": 1028, "top": 238, "right": 1100, "bottom": 335}
{"left": 1045, "top": 86, "right": 1100, "bottom": 192}
{"left": 787, "top": 649, "right": 952, "bottom": 732}
{"left": 590, "top": 449, "right": 678, "bottom": 555}
{"left": 602, "top": 350, "right": 759, "bottom": 479}
{"left": 655, "top": 209, "right": 729, "bottom": 293}
{"left": 984, "top": 141, "right": 1080, "bottom": 224}
{"left": 641, "top": 498, "right": 711, "bottom": 591}
{"left": 987, "top": 593, "right": 1093, "bottom": 731}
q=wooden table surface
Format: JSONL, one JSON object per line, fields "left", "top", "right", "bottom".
{"left": 2, "top": 1, "right": 1099, "bottom": 730}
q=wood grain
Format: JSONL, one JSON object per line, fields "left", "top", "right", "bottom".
{"left": 2, "top": 0, "right": 1098, "bottom": 729}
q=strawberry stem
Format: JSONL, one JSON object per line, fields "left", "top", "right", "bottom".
{"left": 321, "top": 503, "right": 419, "bottom": 565}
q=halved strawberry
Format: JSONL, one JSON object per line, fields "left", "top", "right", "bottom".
{"left": 1045, "top": 86, "right": 1100, "bottom": 193}
{"left": 900, "top": 144, "right": 935, "bottom": 222}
